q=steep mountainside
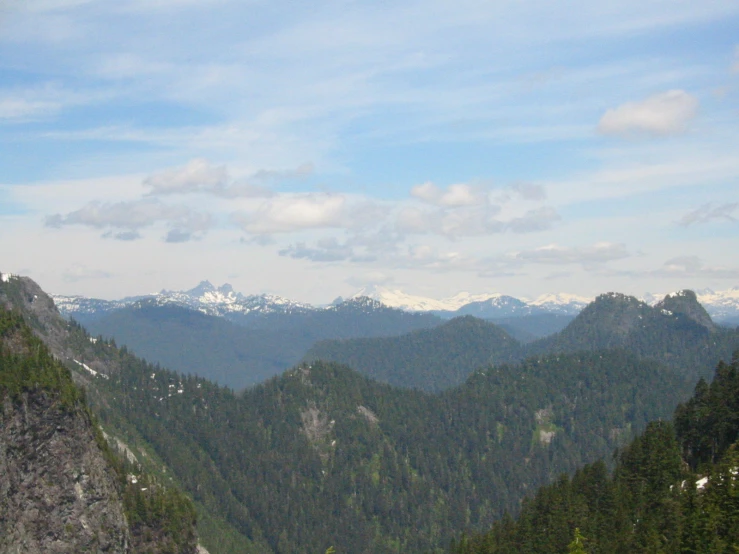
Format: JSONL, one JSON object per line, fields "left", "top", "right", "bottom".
{"left": 654, "top": 289, "right": 714, "bottom": 329}
{"left": 79, "top": 297, "right": 442, "bottom": 390}
{"left": 528, "top": 290, "right": 739, "bottom": 380}
{"left": 304, "top": 316, "right": 521, "bottom": 391}
{"left": 84, "top": 352, "right": 686, "bottom": 554}
{"left": 1, "top": 273, "right": 696, "bottom": 554}
{"left": 0, "top": 304, "right": 198, "bottom": 554}
{"left": 452, "top": 353, "right": 739, "bottom": 554}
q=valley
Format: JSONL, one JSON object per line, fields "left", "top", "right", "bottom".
{"left": 3, "top": 272, "right": 739, "bottom": 552}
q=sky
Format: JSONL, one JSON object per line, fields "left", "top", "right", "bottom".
{"left": 1, "top": 0, "right": 738, "bottom": 303}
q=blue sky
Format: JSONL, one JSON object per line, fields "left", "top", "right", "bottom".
{"left": 1, "top": 0, "right": 738, "bottom": 303}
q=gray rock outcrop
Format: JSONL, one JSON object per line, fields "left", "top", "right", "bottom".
{"left": 0, "top": 391, "right": 131, "bottom": 553}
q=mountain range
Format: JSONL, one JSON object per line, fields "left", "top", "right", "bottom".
{"left": 306, "top": 289, "right": 739, "bottom": 392}
{"left": 4, "top": 271, "right": 739, "bottom": 553}
{"left": 47, "top": 278, "right": 739, "bottom": 391}
{"left": 1, "top": 271, "right": 713, "bottom": 554}
{"left": 53, "top": 280, "right": 739, "bottom": 325}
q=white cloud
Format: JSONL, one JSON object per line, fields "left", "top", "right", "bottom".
{"left": 506, "top": 207, "right": 561, "bottom": 233}
{"left": 45, "top": 198, "right": 213, "bottom": 241}
{"left": 653, "top": 256, "right": 739, "bottom": 279}
{"left": 678, "top": 203, "right": 737, "bottom": 226}
{"left": 512, "top": 242, "right": 630, "bottom": 266}
{"left": 145, "top": 158, "right": 228, "bottom": 195}
{"left": 411, "top": 182, "right": 486, "bottom": 207}
{"left": 144, "top": 158, "right": 278, "bottom": 198}
{"left": 396, "top": 204, "right": 559, "bottom": 238}
{"left": 597, "top": 90, "right": 698, "bottom": 136}
{"left": 279, "top": 237, "right": 365, "bottom": 263}
{"left": 232, "top": 193, "right": 348, "bottom": 234}
{"left": 509, "top": 182, "right": 547, "bottom": 201}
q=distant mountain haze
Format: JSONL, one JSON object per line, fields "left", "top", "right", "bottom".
{"left": 1, "top": 272, "right": 703, "bottom": 554}
{"left": 307, "top": 290, "right": 739, "bottom": 391}
{"left": 4, "top": 272, "right": 739, "bottom": 553}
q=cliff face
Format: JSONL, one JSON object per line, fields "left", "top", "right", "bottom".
{"left": 0, "top": 392, "right": 131, "bottom": 553}
{"left": 0, "top": 292, "right": 198, "bottom": 554}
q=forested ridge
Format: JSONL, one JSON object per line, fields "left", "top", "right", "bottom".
{"left": 64, "top": 333, "right": 689, "bottom": 553}
{"left": 3, "top": 275, "right": 738, "bottom": 553}
{"left": 307, "top": 291, "right": 739, "bottom": 392}
{"left": 76, "top": 297, "right": 442, "bottom": 390}
{"left": 451, "top": 353, "right": 739, "bottom": 554}
{"left": 305, "top": 316, "right": 521, "bottom": 391}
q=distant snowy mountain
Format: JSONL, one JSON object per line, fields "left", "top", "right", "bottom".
{"left": 53, "top": 279, "right": 739, "bottom": 325}
{"left": 351, "top": 285, "right": 589, "bottom": 317}
{"left": 54, "top": 280, "right": 313, "bottom": 320}
{"left": 351, "top": 285, "right": 515, "bottom": 312}
{"left": 642, "top": 288, "right": 739, "bottom": 323}
{"left": 528, "top": 293, "right": 592, "bottom": 316}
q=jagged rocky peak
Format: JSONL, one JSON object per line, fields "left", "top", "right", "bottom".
{"left": 333, "top": 295, "right": 386, "bottom": 311}
{"left": 655, "top": 289, "right": 714, "bottom": 329}
{"left": 218, "top": 282, "right": 234, "bottom": 295}
{"left": 186, "top": 279, "right": 217, "bottom": 296}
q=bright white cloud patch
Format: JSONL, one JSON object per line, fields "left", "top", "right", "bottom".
{"left": 597, "top": 90, "right": 698, "bottom": 136}
{"left": 232, "top": 194, "right": 349, "bottom": 234}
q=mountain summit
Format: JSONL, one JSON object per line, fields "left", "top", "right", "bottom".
{"left": 654, "top": 289, "right": 715, "bottom": 329}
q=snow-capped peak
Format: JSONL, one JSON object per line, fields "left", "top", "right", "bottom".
{"left": 53, "top": 281, "right": 314, "bottom": 319}
{"left": 352, "top": 285, "right": 503, "bottom": 312}
{"left": 529, "top": 293, "right": 592, "bottom": 312}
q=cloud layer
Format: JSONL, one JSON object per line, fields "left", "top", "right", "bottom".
{"left": 1, "top": 1, "right": 738, "bottom": 301}
{"left": 598, "top": 90, "right": 698, "bottom": 136}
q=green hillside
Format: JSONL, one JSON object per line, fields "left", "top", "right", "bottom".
{"left": 79, "top": 299, "right": 442, "bottom": 390}
{"left": 452, "top": 353, "right": 739, "bottom": 554}
{"left": 304, "top": 316, "right": 521, "bottom": 391}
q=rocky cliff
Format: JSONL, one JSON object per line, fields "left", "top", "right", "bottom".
{"left": 0, "top": 300, "right": 198, "bottom": 554}
{"left": 0, "top": 392, "right": 131, "bottom": 553}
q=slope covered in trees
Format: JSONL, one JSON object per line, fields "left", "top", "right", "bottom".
{"left": 0, "top": 306, "right": 198, "bottom": 553}
{"left": 308, "top": 291, "right": 739, "bottom": 391}
{"left": 1, "top": 274, "right": 728, "bottom": 553}
{"left": 73, "top": 344, "right": 688, "bottom": 553}
{"left": 451, "top": 353, "right": 739, "bottom": 554}
{"left": 528, "top": 291, "right": 738, "bottom": 381}
{"left": 305, "top": 316, "right": 521, "bottom": 391}
{"left": 78, "top": 298, "right": 442, "bottom": 390}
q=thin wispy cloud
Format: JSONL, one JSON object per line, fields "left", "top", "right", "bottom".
{"left": 597, "top": 90, "right": 699, "bottom": 137}
{"left": 45, "top": 198, "right": 213, "bottom": 242}
{"left": 0, "top": 1, "right": 738, "bottom": 300}
{"left": 678, "top": 203, "right": 738, "bottom": 226}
